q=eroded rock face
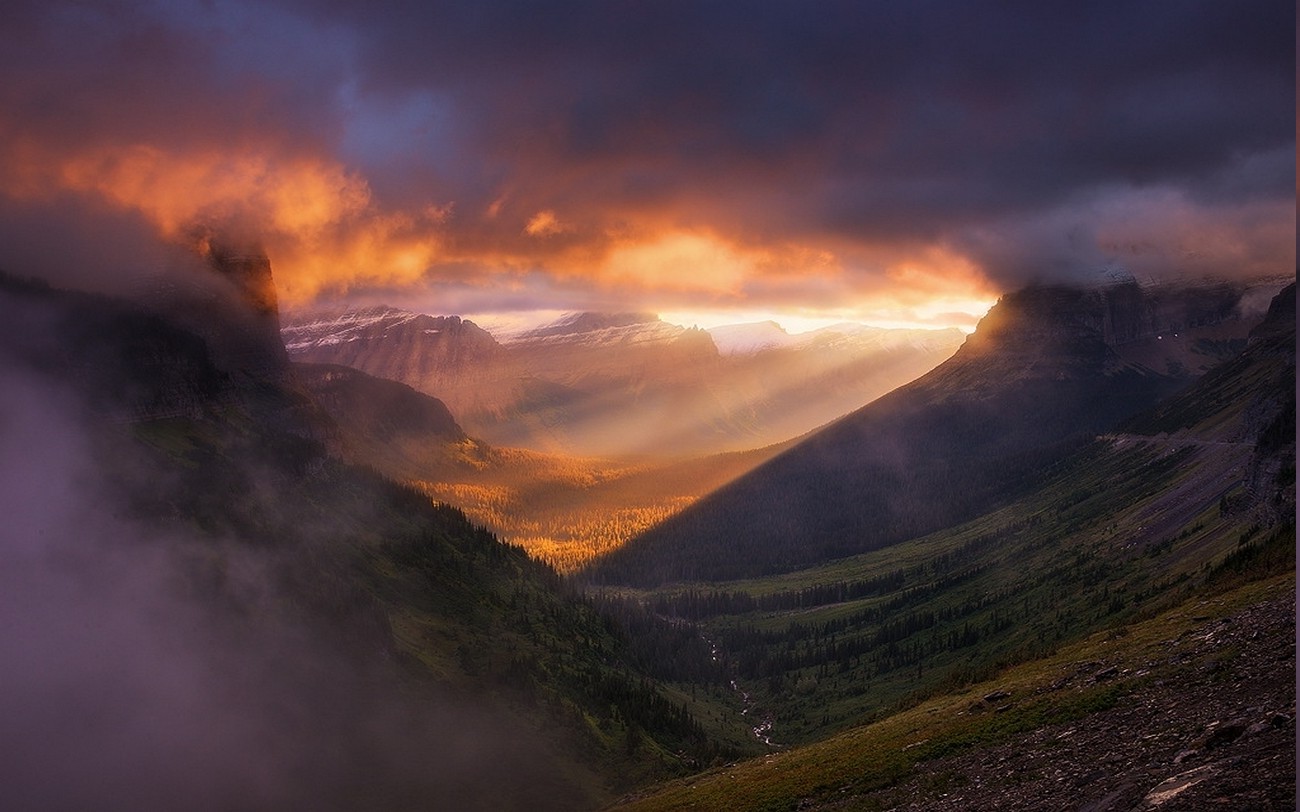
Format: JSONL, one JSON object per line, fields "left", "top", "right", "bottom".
{"left": 145, "top": 243, "right": 291, "bottom": 381}
{"left": 205, "top": 247, "right": 291, "bottom": 376}
{"left": 958, "top": 279, "right": 1281, "bottom": 383}
{"left": 949, "top": 285, "right": 1117, "bottom": 383}
{"left": 1249, "top": 282, "right": 1297, "bottom": 345}
{"left": 1094, "top": 280, "right": 1248, "bottom": 345}
{"left": 207, "top": 245, "right": 279, "bottom": 319}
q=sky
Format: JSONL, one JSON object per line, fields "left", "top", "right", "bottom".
{"left": 0, "top": 0, "right": 1293, "bottom": 331}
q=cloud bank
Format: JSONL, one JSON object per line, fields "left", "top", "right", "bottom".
{"left": 0, "top": 0, "right": 1292, "bottom": 322}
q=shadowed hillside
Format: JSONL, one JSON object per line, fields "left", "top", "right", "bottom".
{"left": 589, "top": 280, "right": 1283, "bottom": 586}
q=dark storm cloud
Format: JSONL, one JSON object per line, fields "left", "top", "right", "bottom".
{"left": 279, "top": 0, "right": 1297, "bottom": 284}
{"left": 316, "top": 4, "right": 1286, "bottom": 185}
{"left": 0, "top": 0, "right": 1292, "bottom": 308}
{"left": 0, "top": 0, "right": 347, "bottom": 152}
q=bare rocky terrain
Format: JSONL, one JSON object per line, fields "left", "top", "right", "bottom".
{"left": 832, "top": 584, "right": 1296, "bottom": 811}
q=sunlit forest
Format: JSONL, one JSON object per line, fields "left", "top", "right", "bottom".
{"left": 406, "top": 441, "right": 782, "bottom": 572}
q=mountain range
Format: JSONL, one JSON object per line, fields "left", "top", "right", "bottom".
{"left": 281, "top": 306, "right": 964, "bottom": 456}
{"left": 2, "top": 243, "right": 1291, "bottom": 810}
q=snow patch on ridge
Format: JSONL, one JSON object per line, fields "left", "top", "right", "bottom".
{"left": 281, "top": 306, "right": 451, "bottom": 352}
{"left": 708, "top": 321, "right": 796, "bottom": 355}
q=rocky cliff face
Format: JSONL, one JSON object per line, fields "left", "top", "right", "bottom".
{"left": 284, "top": 306, "right": 506, "bottom": 386}
{"left": 1249, "top": 281, "right": 1296, "bottom": 344}
{"left": 953, "top": 279, "right": 1282, "bottom": 386}
{"left": 1095, "top": 280, "right": 1263, "bottom": 344}
{"left": 143, "top": 243, "right": 291, "bottom": 383}
{"left": 956, "top": 286, "right": 1116, "bottom": 380}
{"left": 207, "top": 244, "right": 280, "bottom": 319}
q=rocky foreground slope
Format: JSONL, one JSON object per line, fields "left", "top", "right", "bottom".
{"left": 845, "top": 581, "right": 1295, "bottom": 811}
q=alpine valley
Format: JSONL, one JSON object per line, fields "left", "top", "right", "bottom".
{"left": 4, "top": 4, "right": 1294, "bottom": 810}
{"left": 1, "top": 251, "right": 1292, "bottom": 811}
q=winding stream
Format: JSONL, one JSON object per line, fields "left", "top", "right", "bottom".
{"left": 705, "top": 635, "right": 780, "bottom": 748}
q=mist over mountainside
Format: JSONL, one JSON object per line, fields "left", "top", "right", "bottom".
{"left": 588, "top": 278, "right": 1290, "bottom": 586}
{"left": 0, "top": 265, "right": 743, "bottom": 810}
{"left": 293, "top": 362, "right": 468, "bottom": 467}
{"left": 708, "top": 320, "right": 800, "bottom": 354}
{"left": 282, "top": 307, "right": 963, "bottom": 456}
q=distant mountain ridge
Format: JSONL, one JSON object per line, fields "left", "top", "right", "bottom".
{"left": 282, "top": 307, "right": 965, "bottom": 456}
{"left": 587, "top": 277, "right": 1288, "bottom": 585}
{"left": 707, "top": 320, "right": 796, "bottom": 355}
{"left": 706, "top": 320, "right": 953, "bottom": 357}
{"left": 508, "top": 310, "right": 664, "bottom": 340}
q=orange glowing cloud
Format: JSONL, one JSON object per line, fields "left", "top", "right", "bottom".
{"left": 41, "top": 145, "right": 370, "bottom": 237}
{"left": 523, "top": 209, "right": 567, "bottom": 237}
{"left": 0, "top": 139, "right": 446, "bottom": 301}
{"left": 0, "top": 134, "right": 1003, "bottom": 329}
{"left": 824, "top": 247, "right": 999, "bottom": 328}
{"left": 596, "top": 230, "right": 756, "bottom": 295}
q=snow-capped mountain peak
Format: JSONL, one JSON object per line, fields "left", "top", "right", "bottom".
{"left": 502, "top": 311, "right": 683, "bottom": 348}
{"left": 707, "top": 321, "right": 797, "bottom": 355}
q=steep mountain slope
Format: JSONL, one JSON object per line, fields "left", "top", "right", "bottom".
{"left": 589, "top": 279, "right": 1283, "bottom": 585}
{"left": 147, "top": 242, "right": 293, "bottom": 382}
{"left": 282, "top": 308, "right": 963, "bottom": 456}
{"left": 292, "top": 361, "right": 473, "bottom": 477}
{"left": 0, "top": 267, "right": 739, "bottom": 810}
{"left": 283, "top": 305, "right": 520, "bottom": 424}
{"left": 606, "top": 283, "right": 1294, "bottom": 808}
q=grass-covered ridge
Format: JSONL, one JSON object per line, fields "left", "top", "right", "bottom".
{"left": 620, "top": 434, "right": 1288, "bottom": 748}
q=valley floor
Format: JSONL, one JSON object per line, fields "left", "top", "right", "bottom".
{"left": 611, "top": 575, "right": 1296, "bottom": 811}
